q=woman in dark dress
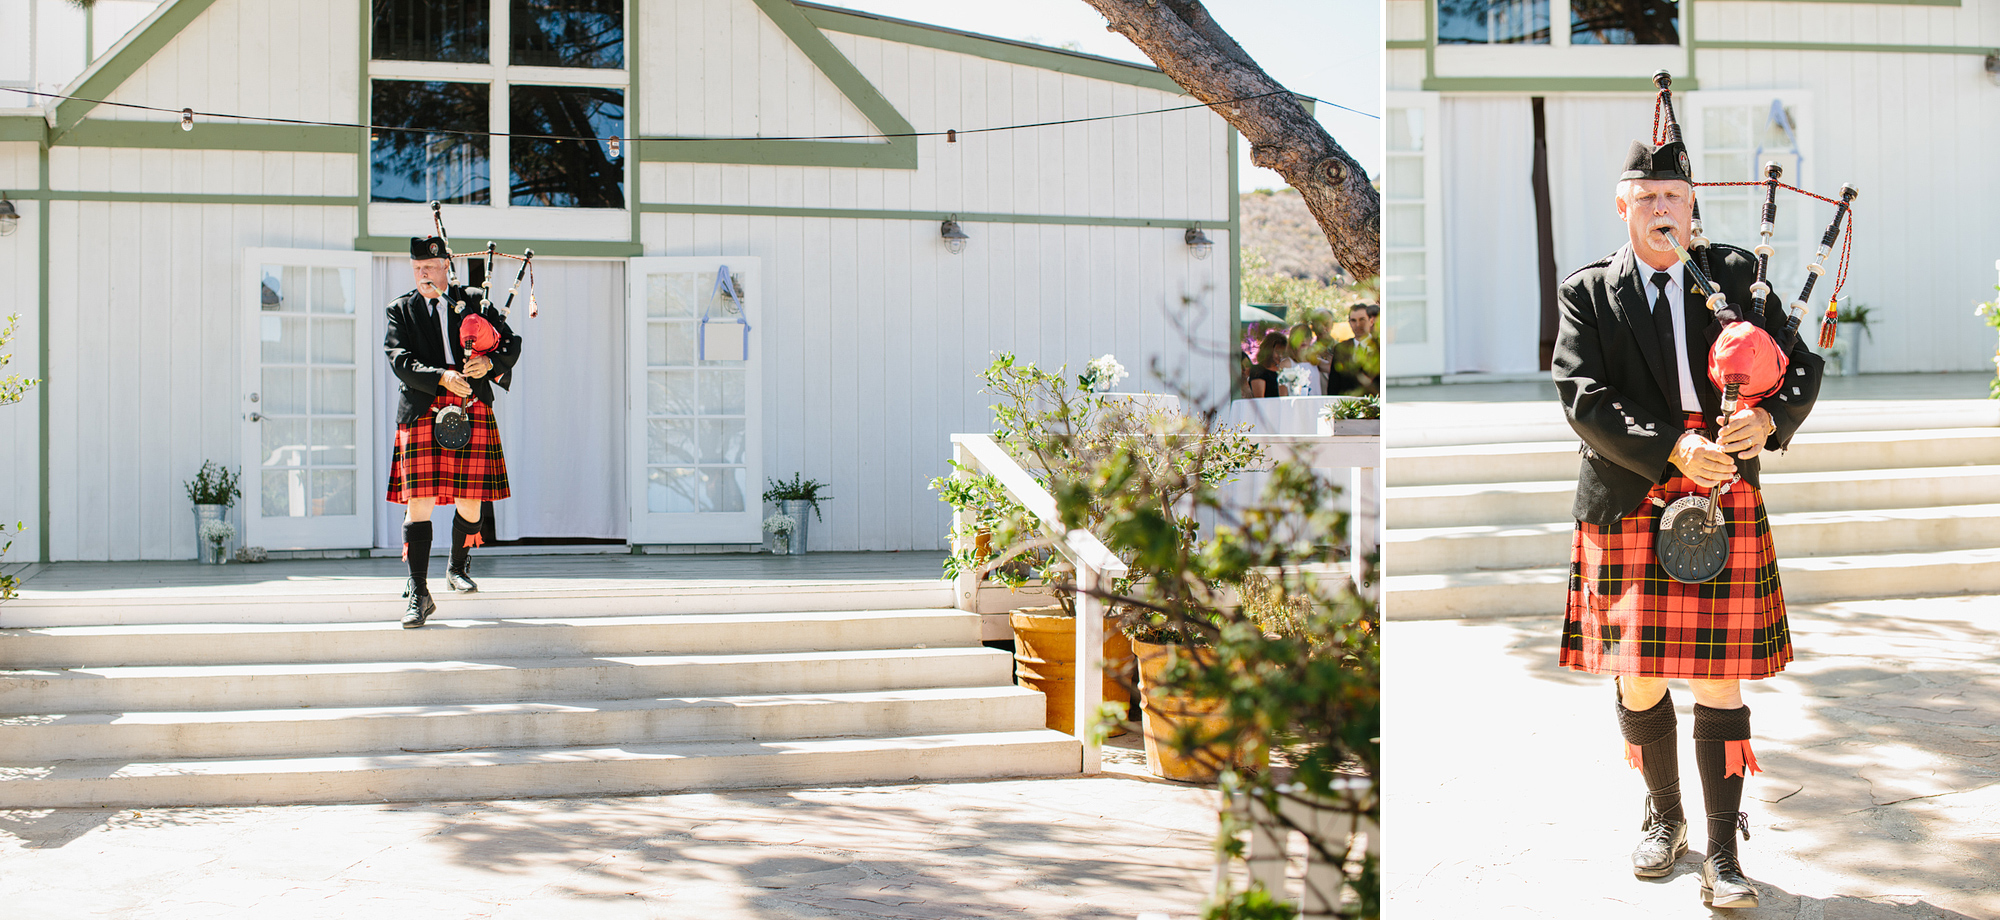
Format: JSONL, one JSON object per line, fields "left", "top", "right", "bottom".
{"left": 1248, "top": 330, "right": 1287, "bottom": 398}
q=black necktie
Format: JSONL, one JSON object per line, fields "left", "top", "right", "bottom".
{"left": 1651, "top": 271, "right": 1681, "bottom": 412}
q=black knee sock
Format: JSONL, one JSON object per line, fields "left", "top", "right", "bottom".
{"left": 450, "top": 512, "right": 481, "bottom": 574}
{"left": 403, "top": 520, "right": 433, "bottom": 595}
{"left": 1693, "top": 703, "right": 1756, "bottom": 860}
{"left": 1616, "top": 685, "right": 1683, "bottom": 824}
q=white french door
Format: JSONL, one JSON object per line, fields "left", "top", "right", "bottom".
{"left": 241, "top": 249, "right": 377, "bottom": 550}
{"left": 626, "top": 257, "right": 762, "bottom": 544}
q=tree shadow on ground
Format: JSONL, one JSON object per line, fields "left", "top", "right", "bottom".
{"left": 386, "top": 774, "right": 1216, "bottom": 919}
{"left": 1490, "top": 597, "right": 2000, "bottom": 918}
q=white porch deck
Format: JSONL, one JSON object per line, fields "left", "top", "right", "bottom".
{"left": 0, "top": 552, "right": 951, "bottom": 629}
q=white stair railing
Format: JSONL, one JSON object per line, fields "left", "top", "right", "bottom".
{"left": 949, "top": 433, "right": 1129, "bottom": 775}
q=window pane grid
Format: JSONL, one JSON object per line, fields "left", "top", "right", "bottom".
{"left": 258, "top": 264, "right": 361, "bottom": 519}
{"left": 645, "top": 272, "right": 747, "bottom": 515}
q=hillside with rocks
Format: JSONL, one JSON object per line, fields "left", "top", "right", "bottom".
{"left": 1240, "top": 188, "right": 1343, "bottom": 284}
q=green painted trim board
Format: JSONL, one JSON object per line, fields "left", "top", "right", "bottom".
{"left": 1695, "top": 40, "right": 1993, "bottom": 54}
{"left": 54, "top": 121, "right": 358, "bottom": 152}
{"left": 0, "top": 117, "right": 49, "bottom": 144}
{"left": 1421, "top": 76, "right": 1699, "bottom": 91}
{"left": 637, "top": 202, "right": 1228, "bottom": 229}
{"left": 353, "top": 236, "right": 642, "bottom": 257}
{"left": 796, "top": 2, "right": 1182, "bottom": 93}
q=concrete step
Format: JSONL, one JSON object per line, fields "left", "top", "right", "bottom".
{"left": 0, "top": 729, "right": 1084, "bottom": 808}
{"left": 1387, "top": 428, "right": 2000, "bottom": 488}
{"left": 1388, "top": 465, "right": 2000, "bottom": 528}
{"left": 0, "top": 609, "right": 980, "bottom": 669}
{"left": 1388, "top": 504, "right": 2000, "bottom": 574}
{"left": 1384, "top": 546, "right": 2000, "bottom": 620}
{"left": 0, "top": 647, "right": 1015, "bottom": 714}
{"left": 0, "top": 579, "right": 954, "bottom": 629}
{"left": 0, "top": 686, "right": 1050, "bottom": 764}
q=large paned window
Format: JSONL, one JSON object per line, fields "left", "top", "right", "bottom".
{"left": 1383, "top": 93, "right": 1445, "bottom": 378}
{"left": 369, "top": 0, "right": 626, "bottom": 210}
{"left": 1439, "top": 0, "right": 1550, "bottom": 44}
{"left": 1570, "top": 0, "right": 1677, "bottom": 44}
{"left": 1438, "top": 0, "right": 1677, "bottom": 46}
{"left": 511, "top": 0, "right": 624, "bottom": 68}
{"left": 371, "top": 80, "right": 492, "bottom": 204}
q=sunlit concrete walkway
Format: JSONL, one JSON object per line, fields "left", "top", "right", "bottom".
{"left": 0, "top": 737, "right": 1223, "bottom": 920}
{"left": 1384, "top": 595, "right": 2000, "bottom": 919}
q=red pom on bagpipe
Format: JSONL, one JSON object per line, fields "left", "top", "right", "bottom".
{"left": 1708, "top": 319, "right": 1790, "bottom": 406}
{"left": 460, "top": 313, "right": 501, "bottom": 356}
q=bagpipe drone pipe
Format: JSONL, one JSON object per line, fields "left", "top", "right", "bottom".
{"left": 1646, "top": 72, "right": 1858, "bottom": 584}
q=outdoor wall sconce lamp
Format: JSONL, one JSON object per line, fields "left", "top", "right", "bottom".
{"left": 940, "top": 215, "right": 970, "bottom": 255}
{"left": 1185, "top": 227, "right": 1214, "bottom": 261}
{"left": 0, "top": 195, "right": 18, "bottom": 237}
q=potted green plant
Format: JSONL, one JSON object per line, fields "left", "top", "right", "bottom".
{"left": 185, "top": 460, "right": 242, "bottom": 564}
{"left": 761, "top": 473, "right": 830, "bottom": 554}
{"left": 1320, "top": 394, "right": 1381, "bottom": 436}
{"left": 932, "top": 353, "right": 1262, "bottom": 743}
{"left": 1830, "top": 300, "right": 1873, "bottom": 376}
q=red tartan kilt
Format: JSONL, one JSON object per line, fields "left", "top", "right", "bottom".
{"left": 385, "top": 393, "right": 511, "bottom": 504}
{"left": 1560, "top": 422, "right": 1793, "bottom": 680}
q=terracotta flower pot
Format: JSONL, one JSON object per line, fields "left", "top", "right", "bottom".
{"left": 1132, "top": 638, "right": 1235, "bottom": 783}
{"left": 1009, "top": 605, "right": 1133, "bottom": 736}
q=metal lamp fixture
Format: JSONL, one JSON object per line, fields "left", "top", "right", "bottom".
{"left": 940, "top": 215, "right": 970, "bottom": 255}
{"left": 1184, "top": 227, "right": 1214, "bottom": 261}
{"left": 0, "top": 195, "right": 18, "bottom": 237}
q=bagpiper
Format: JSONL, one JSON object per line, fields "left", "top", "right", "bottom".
{"left": 1552, "top": 72, "right": 1843, "bottom": 909}
{"left": 383, "top": 235, "right": 521, "bottom": 628}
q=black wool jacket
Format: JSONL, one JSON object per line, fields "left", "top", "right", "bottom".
{"left": 384, "top": 285, "right": 523, "bottom": 426}
{"left": 1552, "top": 242, "right": 1824, "bottom": 526}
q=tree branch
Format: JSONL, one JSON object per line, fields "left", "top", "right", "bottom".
{"left": 1080, "top": 0, "right": 1380, "bottom": 278}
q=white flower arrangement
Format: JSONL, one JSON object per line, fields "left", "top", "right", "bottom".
{"left": 1079, "top": 353, "right": 1128, "bottom": 393}
{"left": 199, "top": 519, "right": 236, "bottom": 546}
{"left": 1277, "top": 363, "right": 1314, "bottom": 394}
{"left": 763, "top": 513, "right": 797, "bottom": 537}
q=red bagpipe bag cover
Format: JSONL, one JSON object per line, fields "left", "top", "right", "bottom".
{"left": 1707, "top": 320, "right": 1789, "bottom": 407}
{"left": 460, "top": 313, "right": 501, "bottom": 356}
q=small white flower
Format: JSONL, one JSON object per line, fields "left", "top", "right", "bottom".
{"left": 199, "top": 520, "right": 236, "bottom": 545}
{"left": 762, "top": 513, "right": 797, "bottom": 536}
{"left": 1277, "top": 364, "right": 1312, "bottom": 392}
{"left": 1082, "top": 354, "right": 1128, "bottom": 392}
{"left": 1978, "top": 303, "right": 1990, "bottom": 317}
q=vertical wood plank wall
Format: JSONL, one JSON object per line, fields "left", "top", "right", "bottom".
{"left": 1391, "top": 0, "right": 2000, "bottom": 377}
{"left": 0, "top": 145, "right": 41, "bottom": 564}
{"left": 2, "top": 0, "right": 1233, "bottom": 559}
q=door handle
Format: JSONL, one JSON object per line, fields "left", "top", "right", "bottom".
{"left": 247, "top": 412, "right": 264, "bottom": 422}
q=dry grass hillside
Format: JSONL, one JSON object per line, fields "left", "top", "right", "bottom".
{"left": 1240, "top": 188, "right": 1343, "bottom": 284}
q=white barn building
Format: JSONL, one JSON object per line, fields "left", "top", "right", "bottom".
{"left": 1384, "top": 0, "right": 2000, "bottom": 380}
{"left": 0, "top": 0, "right": 1238, "bottom": 563}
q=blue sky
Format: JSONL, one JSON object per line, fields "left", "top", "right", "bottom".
{"left": 814, "top": 0, "right": 1383, "bottom": 192}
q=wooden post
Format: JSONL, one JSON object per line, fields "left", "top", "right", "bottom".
{"left": 951, "top": 438, "right": 978, "bottom": 613}
{"left": 1076, "top": 561, "right": 1105, "bottom": 774}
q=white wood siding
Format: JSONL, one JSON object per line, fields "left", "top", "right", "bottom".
{"left": 641, "top": 36, "right": 1228, "bottom": 225}
{"left": 643, "top": 213, "right": 1232, "bottom": 552}
{"left": 1690, "top": 0, "right": 1999, "bottom": 374}
{"left": 49, "top": 149, "right": 358, "bottom": 196}
{"left": 641, "top": 0, "right": 875, "bottom": 141}
{"left": 43, "top": 202, "right": 356, "bottom": 561}
{"left": 98, "top": 0, "right": 359, "bottom": 127}
{"left": 0, "top": 145, "right": 40, "bottom": 562}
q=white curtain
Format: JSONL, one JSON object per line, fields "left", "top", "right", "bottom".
{"left": 1440, "top": 96, "right": 1541, "bottom": 375}
{"left": 371, "top": 257, "right": 627, "bottom": 548}
{"left": 1545, "top": 96, "right": 1660, "bottom": 284}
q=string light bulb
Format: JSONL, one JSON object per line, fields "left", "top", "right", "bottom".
{"left": 180, "top": 108, "right": 194, "bottom": 131}
{"left": 607, "top": 136, "right": 621, "bottom": 158}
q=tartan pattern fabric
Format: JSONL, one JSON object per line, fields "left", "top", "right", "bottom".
{"left": 1561, "top": 418, "right": 1793, "bottom": 679}
{"left": 386, "top": 394, "right": 511, "bottom": 504}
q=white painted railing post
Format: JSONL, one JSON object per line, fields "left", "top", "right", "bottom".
{"left": 949, "top": 434, "right": 1125, "bottom": 776}
{"left": 951, "top": 439, "right": 978, "bottom": 613}
{"left": 1075, "top": 562, "right": 1105, "bottom": 774}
